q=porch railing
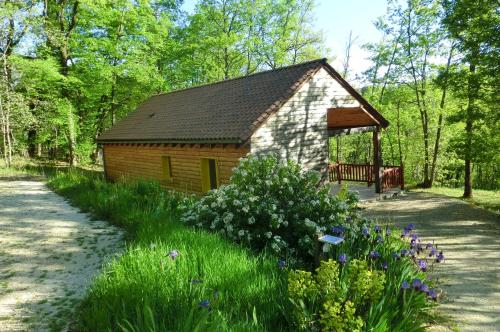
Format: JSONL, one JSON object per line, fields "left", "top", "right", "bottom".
{"left": 328, "top": 163, "right": 404, "bottom": 191}
{"left": 382, "top": 165, "right": 405, "bottom": 190}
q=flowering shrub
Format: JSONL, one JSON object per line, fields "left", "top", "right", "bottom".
{"left": 288, "top": 259, "right": 385, "bottom": 331}
{"left": 181, "top": 154, "right": 363, "bottom": 264}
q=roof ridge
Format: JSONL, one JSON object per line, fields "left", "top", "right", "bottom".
{"left": 150, "top": 58, "right": 327, "bottom": 98}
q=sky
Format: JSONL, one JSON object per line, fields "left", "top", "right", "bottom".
{"left": 181, "top": 0, "right": 390, "bottom": 80}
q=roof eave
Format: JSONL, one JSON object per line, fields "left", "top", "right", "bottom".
{"left": 321, "top": 62, "right": 390, "bottom": 128}
{"left": 96, "top": 137, "right": 243, "bottom": 145}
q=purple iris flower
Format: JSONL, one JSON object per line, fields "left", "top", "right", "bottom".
{"left": 436, "top": 251, "right": 444, "bottom": 263}
{"left": 370, "top": 250, "right": 380, "bottom": 260}
{"left": 409, "top": 249, "right": 416, "bottom": 257}
{"left": 410, "top": 239, "right": 416, "bottom": 248}
{"left": 426, "top": 242, "right": 433, "bottom": 249}
{"left": 385, "top": 227, "right": 391, "bottom": 237}
{"left": 412, "top": 278, "right": 422, "bottom": 289}
{"left": 418, "top": 259, "right": 428, "bottom": 272}
{"left": 419, "top": 283, "right": 429, "bottom": 293}
{"left": 401, "top": 281, "right": 410, "bottom": 290}
{"left": 338, "top": 253, "right": 347, "bottom": 264}
{"left": 332, "top": 225, "right": 345, "bottom": 235}
{"left": 277, "top": 259, "right": 286, "bottom": 269}
{"left": 411, "top": 233, "right": 418, "bottom": 241}
{"left": 381, "top": 261, "right": 388, "bottom": 270}
{"left": 429, "top": 247, "right": 438, "bottom": 257}
{"left": 374, "top": 225, "right": 382, "bottom": 233}
{"left": 405, "top": 223, "right": 415, "bottom": 231}
{"left": 376, "top": 235, "right": 383, "bottom": 243}
{"left": 428, "top": 289, "right": 438, "bottom": 300}
{"left": 362, "top": 227, "right": 370, "bottom": 237}
{"left": 392, "top": 252, "right": 401, "bottom": 260}
{"left": 401, "top": 229, "right": 410, "bottom": 238}
{"left": 401, "top": 249, "right": 409, "bottom": 257}
{"left": 199, "top": 300, "right": 210, "bottom": 308}
{"left": 168, "top": 250, "right": 179, "bottom": 260}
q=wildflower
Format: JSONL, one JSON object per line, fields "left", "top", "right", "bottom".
{"left": 374, "top": 224, "right": 382, "bottom": 233}
{"left": 428, "top": 289, "right": 438, "bottom": 300}
{"left": 426, "top": 242, "right": 433, "bottom": 249}
{"left": 401, "top": 228, "right": 410, "bottom": 238}
{"left": 410, "top": 239, "right": 416, "bottom": 248}
{"left": 338, "top": 253, "right": 347, "bottom": 264}
{"left": 381, "top": 261, "right": 388, "bottom": 270}
{"left": 401, "top": 249, "right": 409, "bottom": 257}
{"left": 419, "top": 283, "right": 429, "bottom": 294}
{"left": 376, "top": 235, "right": 383, "bottom": 243}
{"left": 277, "top": 259, "right": 286, "bottom": 269}
{"left": 436, "top": 251, "right": 444, "bottom": 263}
{"left": 385, "top": 227, "right": 391, "bottom": 237}
{"left": 401, "top": 281, "right": 410, "bottom": 290}
{"left": 429, "top": 247, "right": 438, "bottom": 257}
{"left": 370, "top": 250, "right": 380, "bottom": 260}
{"left": 392, "top": 252, "right": 401, "bottom": 260}
{"left": 199, "top": 300, "right": 210, "bottom": 308}
{"left": 405, "top": 223, "right": 415, "bottom": 231}
{"left": 418, "top": 259, "right": 428, "bottom": 272}
{"left": 362, "top": 227, "right": 370, "bottom": 237}
{"left": 332, "top": 225, "right": 345, "bottom": 235}
{"left": 412, "top": 278, "right": 422, "bottom": 289}
{"left": 168, "top": 250, "right": 179, "bottom": 260}
{"left": 409, "top": 249, "right": 416, "bottom": 257}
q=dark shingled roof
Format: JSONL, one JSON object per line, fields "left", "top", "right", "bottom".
{"left": 97, "top": 58, "right": 388, "bottom": 144}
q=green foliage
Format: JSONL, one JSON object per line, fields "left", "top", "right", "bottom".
{"left": 47, "top": 169, "right": 288, "bottom": 331}
{"left": 182, "top": 154, "right": 362, "bottom": 265}
{"left": 288, "top": 259, "right": 384, "bottom": 331}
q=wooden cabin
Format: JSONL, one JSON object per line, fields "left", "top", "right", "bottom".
{"left": 97, "top": 58, "right": 400, "bottom": 194}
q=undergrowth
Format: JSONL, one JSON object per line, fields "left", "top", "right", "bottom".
{"left": 47, "top": 170, "right": 289, "bottom": 331}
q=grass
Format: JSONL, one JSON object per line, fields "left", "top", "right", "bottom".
{"left": 412, "top": 187, "right": 500, "bottom": 214}
{"left": 44, "top": 169, "right": 289, "bottom": 331}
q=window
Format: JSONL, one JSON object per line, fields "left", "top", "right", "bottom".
{"left": 161, "top": 156, "right": 172, "bottom": 181}
{"left": 201, "top": 158, "right": 219, "bottom": 192}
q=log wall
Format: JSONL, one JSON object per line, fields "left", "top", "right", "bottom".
{"left": 103, "top": 143, "right": 249, "bottom": 194}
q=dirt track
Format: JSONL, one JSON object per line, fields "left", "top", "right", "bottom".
{"left": 363, "top": 192, "right": 500, "bottom": 332}
{"left": 0, "top": 177, "right": 123, "bottom": 331}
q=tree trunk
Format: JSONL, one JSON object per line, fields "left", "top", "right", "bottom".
{"left": 463, "top": 59, "right": 477, "bottom": 198}
{"left": 430, "top": 46, "right": 454, "bottom": 187}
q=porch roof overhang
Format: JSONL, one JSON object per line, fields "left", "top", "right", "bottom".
{"left": 327, "top": 106, "right": 386, "bottom": 132}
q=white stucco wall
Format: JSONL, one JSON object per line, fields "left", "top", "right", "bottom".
{"left": 250, "top": 67, "right": 360, "bottom": 172}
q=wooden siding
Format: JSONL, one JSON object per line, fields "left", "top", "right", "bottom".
{"left": 250, "top": 68, "right": 361, "bottom": 172}
{"left": 103, "top": 144, "right": 249, "bottom": 194}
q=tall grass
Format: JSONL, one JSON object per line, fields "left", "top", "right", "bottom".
{"left": 47, "top": 170, "right": 289, "bottom": 331}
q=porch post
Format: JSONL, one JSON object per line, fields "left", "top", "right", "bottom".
{"left": 373, "top": 126, "right": 382, "bottom": 193}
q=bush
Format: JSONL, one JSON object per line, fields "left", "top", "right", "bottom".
{"left": 181, "top": 154, "right": 362, "bottom": 265}
{"left": 288, "top": 259, "right": 384, "bottom": 331}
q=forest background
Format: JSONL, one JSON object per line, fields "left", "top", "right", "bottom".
{"left": 1, "top": 0, "right": 498, "bottom": 196}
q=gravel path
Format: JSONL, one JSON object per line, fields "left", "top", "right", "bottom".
{"left": 0, "top": 177, "right": 123, "bottom": 331}
{"left": 362, "top": 192, "right": 500, "bottom": 332}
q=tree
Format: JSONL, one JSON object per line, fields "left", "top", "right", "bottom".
{"left": 43, "top": 0, "right": 80, "bottom": 166}
{"left": 443, "top": 0, "right": 499, "bottom": 197}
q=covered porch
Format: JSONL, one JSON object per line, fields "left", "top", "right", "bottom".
{"left": 326, "top": 106, "right": 404, "bottom": 193}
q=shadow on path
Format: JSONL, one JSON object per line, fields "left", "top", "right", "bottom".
{"left": 363, "top": 192, "right": 500, "bottom": 332}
